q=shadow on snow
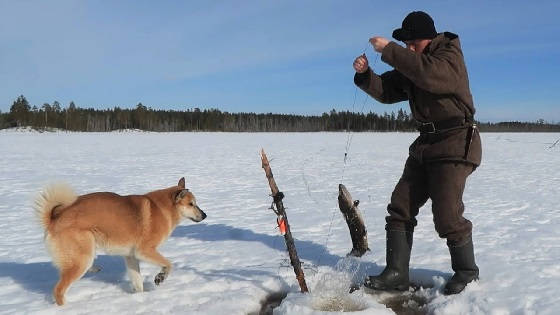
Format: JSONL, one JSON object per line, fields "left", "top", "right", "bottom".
{"left": 172, "top": 223, "right": 343, "bottom": 267}
{"left": 171, "top": 223, "right": 450, "bottom": 286}
{"left": 0, "top": 255, "right": 127, "bottom": 301}
{"left": 0, "top": 223, "right": 449, "bottom": 305}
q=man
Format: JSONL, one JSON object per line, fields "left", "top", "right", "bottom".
{"left": 353, "top": 11, "right": 481, "bottom": 295}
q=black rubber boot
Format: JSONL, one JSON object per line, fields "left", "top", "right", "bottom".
{"left": 364, "top": 230, "right": 412, "bottom": 291}
{"left": 444, "top": 235, "right": 479, "bottom": 295}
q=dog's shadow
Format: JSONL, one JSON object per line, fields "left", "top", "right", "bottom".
{"left": 0, "top": 255, "right": 142, "bottom": 300}
{"left": 0, "top": 261, "right": 58, "bottom": 297}
{"left": 83, "top": 256, "right": 157, "bottom": 293}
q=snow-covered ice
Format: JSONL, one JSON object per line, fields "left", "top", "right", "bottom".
{"left": 0, "top": 131, "right": 559, "bottom": 314}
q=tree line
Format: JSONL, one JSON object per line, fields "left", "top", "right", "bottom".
{"left": 1, "top": 95, "right": 559, "bottom": 132}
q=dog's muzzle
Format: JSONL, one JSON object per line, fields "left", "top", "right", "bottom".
{"left": 197, "top": 207, "right": 207, "bottom": 221}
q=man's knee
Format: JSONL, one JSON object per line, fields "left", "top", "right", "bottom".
{"left": 434, "top": 217, "right": 472, "bottom": 245}
{"left": 386, "top": 204, "right": 417, "bottom": 232}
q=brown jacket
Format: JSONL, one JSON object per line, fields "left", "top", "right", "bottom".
{"left": 354, "top": 32, "right": 481, "bottom": 166}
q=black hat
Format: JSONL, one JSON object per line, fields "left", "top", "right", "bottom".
{"left": 392, "top": 11, "right": 437, "bottom": 42}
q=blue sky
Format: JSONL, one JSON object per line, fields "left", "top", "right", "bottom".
{"left": 0, "top": 0, "right": 558, "bottom": 122}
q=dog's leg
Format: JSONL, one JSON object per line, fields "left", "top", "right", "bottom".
{"left": 52, "top": 232, "right": 95, "bottom": 305}
{"left": 135, "top": 248, "right": 172, "bottom": 286}
{"left": 124, "top": 256, "right": 143, "bottom": 292}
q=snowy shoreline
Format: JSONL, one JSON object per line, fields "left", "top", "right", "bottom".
{"left": 2, "top": 126, "right": 560, "bottom": 135}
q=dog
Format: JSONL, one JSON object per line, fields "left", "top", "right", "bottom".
{"left": 34, "top": 177, "right": 206, "bottom": 305}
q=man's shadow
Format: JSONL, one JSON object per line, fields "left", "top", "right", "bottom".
{"left": 172, "top": 223, "right": 449, "bottom": 287}
{"left": 172, "top": 223, "right": 344, "bottom": 267}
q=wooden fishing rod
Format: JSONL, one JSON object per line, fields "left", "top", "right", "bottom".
{"left": 260, "top": 149, "right": 309, "bottom": 293}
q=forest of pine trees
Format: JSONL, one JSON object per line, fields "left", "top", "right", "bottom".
{"left": 1, "top": 95, "right": 559, "bottom": 132}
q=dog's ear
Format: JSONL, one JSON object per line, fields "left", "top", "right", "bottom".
{"left": 174, "top": 189, "right": 188, "bottom": 203}
{"left": 178, "top": 177, "right": 186, "bottom": 189}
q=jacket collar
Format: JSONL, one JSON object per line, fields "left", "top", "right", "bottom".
{"left": 425, "top": 32, "right": 460, "bottom": 54}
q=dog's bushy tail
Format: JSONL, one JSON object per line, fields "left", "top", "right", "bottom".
{"left": 34, "top": 183, "right": 77, "bottom": 229}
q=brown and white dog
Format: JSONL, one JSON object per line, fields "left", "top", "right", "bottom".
{"left": 34, "top": 177, "right": 206, "bottom": 305}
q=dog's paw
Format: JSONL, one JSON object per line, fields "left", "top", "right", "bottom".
{"left": 131, "top": 285, "right": 144, "bottom": 293}
{"left": 154, "top": 272, "right": 167, "bottom": 286}
{"left": 88, "top": 265, "right": 102, "bottom": 273}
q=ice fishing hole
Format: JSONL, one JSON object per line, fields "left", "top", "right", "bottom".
{"left": 311, "top": 293, "right": 368, "bottom": 312}
{"left": 380, "top": 293, "right": 428, "bottom": 315}
{"left": 251, "top": 291, "right": 288, "bottom": 315}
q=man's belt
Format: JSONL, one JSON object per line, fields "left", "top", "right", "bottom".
{"left": 417, "top": 116, "right": 473, "bottom": 134}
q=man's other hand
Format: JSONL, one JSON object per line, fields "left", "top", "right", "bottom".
{"left": 353, "top": 54, "right": 369, "bottom": 73}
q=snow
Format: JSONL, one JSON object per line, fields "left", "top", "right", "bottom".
{"left": 0, "top": 131, "right": 559, "bottom": 314}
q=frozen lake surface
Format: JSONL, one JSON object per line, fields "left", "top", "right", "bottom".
{"left": 0, "top": 131, "right": 559, "bottom": 314}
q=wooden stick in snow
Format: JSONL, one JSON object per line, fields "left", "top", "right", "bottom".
{"left": 260, "top": 149, "right": 309, "bottom": 293}
{"left": 338, "top": 184, "right": 369, "bottom": 257}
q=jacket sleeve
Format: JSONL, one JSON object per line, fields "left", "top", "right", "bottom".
{"left": 381, "top": 41, "right": 462, "bottom": 94}
{"left": 353, "top": 68, "right": 408, "bottom": 104}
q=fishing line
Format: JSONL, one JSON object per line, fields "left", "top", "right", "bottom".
{"left": 341, "top": 53, "right": 379, "bottom": 184}
{"left": 314, "top": 44, "right": 379, "bottom": 268}
{"left": 280, "top": 42, "right": 380, "bottom": 280}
